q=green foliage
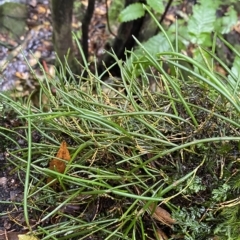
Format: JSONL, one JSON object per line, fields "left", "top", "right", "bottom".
{"left": 187, "top": 1, "right": 216, "bottom": 46}
{"left": 214, "top": 205, "right": 240, "bottom": 240}
{"left": 173, "top": 207, "right": 211, "bottom": 239}
{"left": 126, "top": 32, "right": 172, "bottom": 76}
{"left": 221, "top": 0, "right": 240, "bottom": 4}
{"left": 109, "top": 0, "right": 124, "bottom": 24}
{"left": 216, "top": 6, "right": 238, "bottom": 34}
{"left": 191, "top": 48, "right": 213, "bottom": 75}
{"left": 119, "top": 0, "right": 164, "bottom": 22}
{"left": 123, "top": 0, "right": 239, "bottom": 82}
{"left": 185, "top": 176, "right": 206, "bottom": 194}
{"left": 228, "top": 56, "right": 240, "bottom": 90}
{"left": 118, "top": 3, "right": 145, "bottom": 22}
{"left": 146, "top": 0, "right": 164, "bottom": 14}
{"left": 2, "top": 0, "right": 240, "bottom": 239}
{"left": 135, "top": 33, "right": 171, "bottom": 57}
{"left": 211, "top": 183, "right": 231, "bottom": 202}
{"left": 186, "top": 0, "right": 237, "bottom": 44}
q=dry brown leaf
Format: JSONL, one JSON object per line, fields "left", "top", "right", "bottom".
{"left": 37, "top": 5, "right": 47, "bottom": 14}
{"left": 233, "top": 21, "right": 240, "bottom": 33}
{"left": 149, "top": 204, "right": 176, "bottom": 227}
{"left": 15, "top": 72, "right": 29, "bottom": 80}
{"left": 155, "top": 228, "right": 168, "bottom": 240}
{"left": 47, "top": 141, "right": 71, "bottom": 185}
{"left": 215, "top": 65, "right": 227, "bottom": 76}
{"left": 165, "top": 14, "right": 176, "bottom": 22}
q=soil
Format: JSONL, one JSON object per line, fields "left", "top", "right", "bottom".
{"left": 0, "top": 114, "right": 25, "bottom": 235}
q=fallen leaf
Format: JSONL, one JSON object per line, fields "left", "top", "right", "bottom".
{"left": 215, "top": 64, "right": 226, "bottom": 76}
{"left": 233, "top": 21, "right": 240, "bottom": 33}
{"left": 18, "top": 234, "right": 39, "bottom": 240}
{"left": 149, "top": 204, "right": 176, "bottom": 227}
{"left": 15, "top": 72, "right": 29, "bottom": 80}
{"left": 47, "top": 141, "right": 71, "bottom": 185}
{"left": 156, "top": 228, "right": 168, "bottom": 240}
{"left": 0, "top": 231, "right": 26, "bottom": 240}
{"left": 37, "top": 5, "right": 47, "bottom": 14}
{"left": 165, "top": 13, "right": 176, "bottom": 22}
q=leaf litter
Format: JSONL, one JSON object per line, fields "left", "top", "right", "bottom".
{"left": 149, "top": 204, "right": 176, "bottom": 227}
{"left": 47, "top": 140, "right": 71, "bottom": 187}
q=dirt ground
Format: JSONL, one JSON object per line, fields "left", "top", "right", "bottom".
{"left": 0, "top": 114, "right": 25, "bottom": 235}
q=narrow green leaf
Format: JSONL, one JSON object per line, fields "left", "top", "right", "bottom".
{"left": 228, "top": 56, "right": 240, "bottom": 91}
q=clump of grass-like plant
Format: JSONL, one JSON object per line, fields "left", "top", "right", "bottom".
{"left": 1, "top": 26, "right": 240, "bottom": 240}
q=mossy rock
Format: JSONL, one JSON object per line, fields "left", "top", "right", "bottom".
{"left": 0, "top": 2, "right": 27, "bottom": 41}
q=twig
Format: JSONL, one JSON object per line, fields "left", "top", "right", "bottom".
{"left": 105, "top": 0, "right": 117, "bottom": 38}
{"left": 82, "top": 0, "right": 95, "bottom": 61}
{"left": 155, "top": 0, "right": 174, "bottom": 35}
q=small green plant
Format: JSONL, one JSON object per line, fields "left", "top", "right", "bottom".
{"left": 119, "top": 0, "right": 164, "bottom": 22}
{"left": 185, "top": 176, "right": 206, "bottom": 194}
{"left": 173, "top": 206, "right": 212, "bottom": 240}
{"left": 214, "top": 205, "right": 240, "bottom": 240}
{"left": 212, "top": 183, "right": 231, "bottom": 202}
{"left": 122, "top": 0, "right": 238, "bottom": 76}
